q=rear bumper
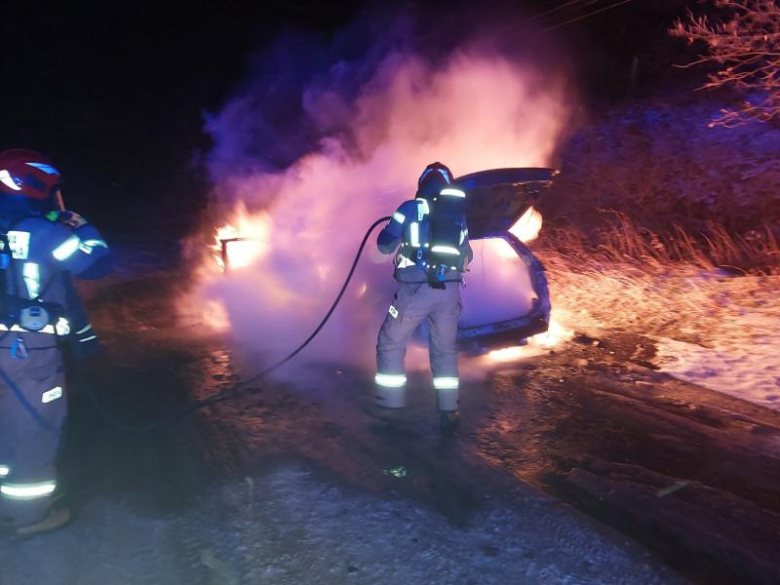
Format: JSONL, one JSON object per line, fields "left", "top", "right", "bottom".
{"left": 456, "top": 233, "right": 551, "bottom": 351}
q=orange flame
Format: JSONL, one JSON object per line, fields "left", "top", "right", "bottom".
{"left": 509, "top": 206, "right": 543, "bottom": 243}
{"left": 484, "top": 319, "right": 573, "bottom": 363}
{"left": 210, "top": 204, "right": 272, "bottom": 271}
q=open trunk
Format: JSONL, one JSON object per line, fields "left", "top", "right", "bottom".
{"left": 452, "top": 168, "right": 557, "bottom": 351}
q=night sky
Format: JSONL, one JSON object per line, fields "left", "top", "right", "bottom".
{"left": 1, "top": 0, "right": 693, "bottom": 237}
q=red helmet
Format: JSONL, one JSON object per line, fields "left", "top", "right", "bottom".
{"left": 417, "top": 161, "right": 452, "bottom": 197}
{"left": 0, "top": 149, "right": 63, "bottom": 199}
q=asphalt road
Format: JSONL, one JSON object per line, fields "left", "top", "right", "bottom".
{"left": 2, "top": 257, "right": 778, "bottom": 584}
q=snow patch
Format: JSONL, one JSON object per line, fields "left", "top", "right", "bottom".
{"left": 655, "top": 316, "right": 780, "bottom": 411}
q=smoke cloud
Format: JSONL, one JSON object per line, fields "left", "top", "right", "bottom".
{"left": 186, "top": 17, "right": 572, "bottom": 377}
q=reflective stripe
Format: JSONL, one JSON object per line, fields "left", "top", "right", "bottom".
{"left": 23, "top": 262, "right": 40, "bottom": 299}
{"left": 419, "top": 166, "right": 451, "bottom": 185}
{"left": 375, "top": 373, "right": 407, "bottom": 388}
{"left": 396, "top": 256, "right": 416, "bottom": 268}
{"left": 433, "top": 377, "right": 459, "bottom": 389}
{"left": 415, "top": 198, "right": 429, "bottom": 221}
{"left": 0, "top": 169, "right": 21, "bottom": 191}
{"left": 8, "top": 231, "right": 31, "bottom": 259}
{"left": 1, "top": 481, "right": 56, "bottom": 500}
{"left": 76, "top": 324, "right": 92, "bottom": 335}
{"left": 79, "top": 335, "right": 98, "bottom": 343}
{"left": 56, "top": 317, "right": 71, "bottom": 336}
{"left": 0, "top": 323, "right": 57, "bottom": 334}
{"left": 79, "top": 239, "right": 108, "bottom": 254}
{"left": 392, "top": 211, "right": 406, "bottom": 224}
{"left": 459, "top": 229, "right": 467, "bottom": 245}
{"left": 430, "top": 245, "right": 460, "bottom": 255}
{"left": 42, "top": 386, "right": 63, "bottom": 404}
{"left": 388, "top": 305, "right": 399, "bottom": 319}
{"left": 0, "top": 465, "right": 9, "bottom": 477}
{"left": 439, "top": 188, "right": 465, "bottom": 198}
{"left": 410, "top": 222, "right": 419, "bottom": 247}
{"left": 25, "top": 162, "right": 59, "bottom": 175}
{"left": 52, "top": 235, "right": 80, "bottom": 261}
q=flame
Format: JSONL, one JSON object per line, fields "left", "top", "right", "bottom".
{"left": 484, "top": 318, "right": 573, "bottom": 363}
{"left": 210, "top": 203, "right": 272, "bottom": 271}
{"left": 509, "top": 206, "right": 543, "bottom": 243}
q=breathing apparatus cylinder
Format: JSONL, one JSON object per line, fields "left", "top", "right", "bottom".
{"left": 423, "top": 189, "right": 467, "bottom": 286}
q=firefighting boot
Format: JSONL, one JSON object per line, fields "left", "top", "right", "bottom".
{"left": 436, "top": 384, "right": 460, "bottom": 435}
{"left": 439, "top": 410, "right": 461, "bottom": 436}
{"left": 15, "top": 498, "right": 71, "bottom": 538}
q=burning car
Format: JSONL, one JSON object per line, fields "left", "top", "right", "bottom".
{"left": 214, "top": 167, "right": 556, "bottom": 356}
{"left": 409, "top": 168, "right": 557, "bottom": 354}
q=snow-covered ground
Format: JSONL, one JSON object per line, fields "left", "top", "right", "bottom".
{"left": 2, "top": 465, "right": 681, "bottom": 585}
{"left": 652, "top": 276, "right": 780, "bottom": 411}
{"left": 545, "top": 264, "right": 780, "bottom": 412}
{"left": 655, "top": 320, "right": 780, "bottom": 411}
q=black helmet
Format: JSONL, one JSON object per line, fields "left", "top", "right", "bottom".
{"left": 417, "top": 162, "right": 452, "bottom": 199}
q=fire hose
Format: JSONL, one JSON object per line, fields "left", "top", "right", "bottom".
{"left": 80, "top": 216, "right": 393, "bottom": 432}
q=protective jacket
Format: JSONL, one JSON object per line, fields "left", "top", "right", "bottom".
{"left": 374, "top": 187, "right": 472, "bottom": 414}
{"left": 0, "top": 209, "right": 109, "bottom": 527}
{"left": 377, "top": 192, "right": 473, "bottom": 284}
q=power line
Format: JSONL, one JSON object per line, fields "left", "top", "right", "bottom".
{"left": 535, "top": 0, "right": 635, "bottom": 35}
{"left": 523, "top": 0, "right": 599, "bottom": 27}
{"left": 498, "top": 0, "right": 602, "bottom": 36}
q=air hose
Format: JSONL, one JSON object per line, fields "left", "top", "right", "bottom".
{"left": 80, "top": 216, "right": 393, "bottom": 432}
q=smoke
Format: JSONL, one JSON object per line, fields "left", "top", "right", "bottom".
{"left": 187, "top": 16, "right": 573, "bottom": 376}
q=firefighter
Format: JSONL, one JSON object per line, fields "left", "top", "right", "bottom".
{"left": 374, "top": 162, "right": 473, "bottom": 434}
{"left": 0, "top": 149, "right": 110, "bottom": 535}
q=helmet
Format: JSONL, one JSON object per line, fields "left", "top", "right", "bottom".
{"left": 0, "top": 149, "right": 62, "bottom": 200}
{"left": 417, "top": 162, "right": 452, "bottom": 198}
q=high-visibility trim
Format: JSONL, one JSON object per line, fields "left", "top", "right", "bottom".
{"left": 409, "top": 222, "right": 420, "bottom": 247}
{"left": 76, "top": 324, "right": 92, "bottom": 335}
{"left": 430, "top": 245, "right": 460, "bottom": 255}
{"left": 419, "top": 166, "right": 451, "bottom": 185}
{"left": 52, "top": 235, "right": 80, "bottom": 261}
{"left": 79, "top": 335, "right": 98, "bottom": 343}
{"left": 1, "top": 480, "right": 56, "bottom": 500}
{"left": 42, "top": 386, "right": 63, "bottom": 404}
{"left": 392, "top": 211, "right": 406, "bottom": 224}
{"left": 0, "top": 169, "right": 21, "bottom": 191}
{"left": 25, "top": 162, "right": 59, "bottom": 175}
{"left": 23, "top": 262, "right": 40, "bottom": 299}
{"left": 459, "top": 228, "right": 467, "bottom": 245}
{"left": 8, "top": 231, "right": 31, "bottom": 259}
{"left": 375, "top": 373, "right": 407, "bottom": 388}
{"left": 433, "top": 377, "right": 459, "bottom": 389}
{"left": 396, "top": 255, "right": 416, "bottom": 268}
{"left": 439, "top": 188, "right": 465, "bottom": 198}
{"left": 415, "top": 198, "right": 429, "bottom": 221}
{"left": 0, "top": 465, "right": 9, "bottom": 477}
{"left": 56, "top": 318, "right": 71, "bottom": 336}
{"left": 79, "top": 239, "right": 108, "bottom": 254}
{"left": 0, "top": 323, "right": 56, "bottom": 334}
{"left": 388, "top": 305, "right": 399, "bottom": 319}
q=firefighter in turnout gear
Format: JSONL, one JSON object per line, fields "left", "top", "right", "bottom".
{"left": 374, "top": 162, "right": 473, "bottom": 434}
{"left": 0, "top": 149, "right": 110, "bottom": 535}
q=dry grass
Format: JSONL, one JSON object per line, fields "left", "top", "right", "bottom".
{"left": 592, "top": 212, "right": 780, "bottom": 276}
{"left": 538, "top": 217, "right": 780, "bottom": 345}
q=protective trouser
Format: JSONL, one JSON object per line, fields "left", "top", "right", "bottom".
{"left": 375, "top": 281, "right": 461, "bottom": 411}
{"left": 0, "top": 332, "right": 66, "bottom": 527}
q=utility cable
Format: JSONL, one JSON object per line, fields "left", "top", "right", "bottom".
{"left": 79, "top": 216, "right": 393, "bottom": 433}
{"left": 508, "top": 0, "right": 600, "bottom": 33}
{"left": 532, "top": 0, "right": 635, "bottom": 35}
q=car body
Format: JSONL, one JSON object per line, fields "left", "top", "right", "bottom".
{"left": 452, "top": 168, "right": 556, "bottom": 352}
